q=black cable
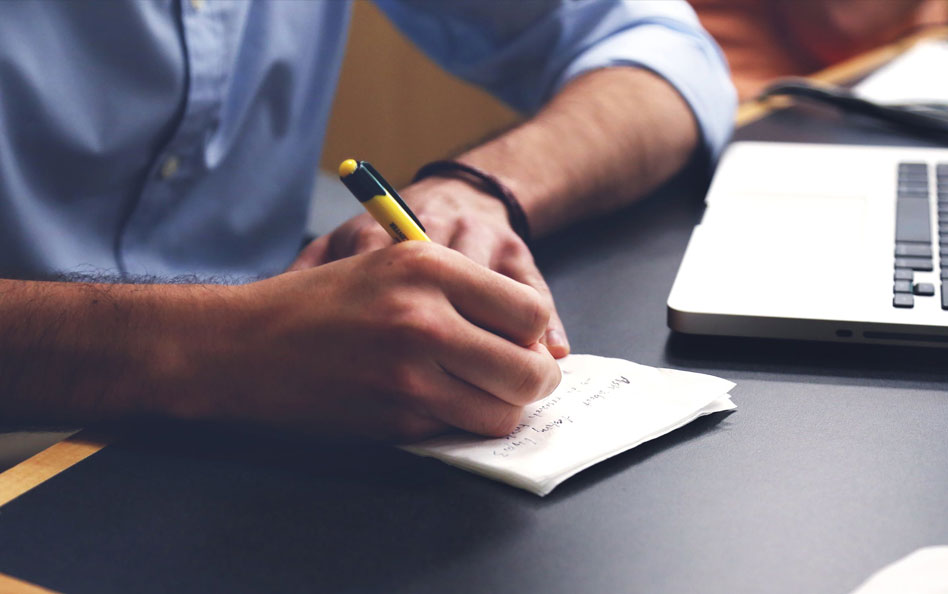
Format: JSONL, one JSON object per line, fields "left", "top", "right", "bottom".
{"left": 758, "top": 78, "right": 948, "bottom": 142}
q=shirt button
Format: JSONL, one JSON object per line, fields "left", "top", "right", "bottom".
{"left": 190, "top": 0, "right": 204, "bottom": 11}
{"left": 160, "top": 155, "right": 180, "bottom": 179}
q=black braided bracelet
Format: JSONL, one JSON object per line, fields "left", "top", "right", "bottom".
{"left": 412, "top": 160, "right": 531, "bottom": 245}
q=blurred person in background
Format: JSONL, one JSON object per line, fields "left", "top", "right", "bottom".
{"left": 692, "top": 0, "right": 947, "bottom": 99}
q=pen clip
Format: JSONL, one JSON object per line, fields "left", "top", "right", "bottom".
{"left": 362, "top": 161, "right": 427, "bottom": 233}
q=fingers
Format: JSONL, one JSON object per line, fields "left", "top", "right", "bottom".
{"left": 410, "top": 245, "right": 550, "bottom": 347}
{"left": 446, "top": 218, "right": 494, "bottom": 267}
{"left": 286, "top": 211, "right": 393, "bottom": 272}
{"left": 336, "top": 221, "right": 393, "bottom": 257}
{"left": 373, "top": 243, "right": 561, "bottom": 438}
{"left": 493, "top": 242, "right": 571, "bottom": 358}
{"left": 287, "top": 235, "right": 331, "bottom": 271}
{"left": 443, "top": 216, "right": 570, "bottom": 358}
{"left": 435, "top": 318, "right": 561, "bottom": 407}
{"left": 413, "top": 363, "right": 528, "bottom": 437}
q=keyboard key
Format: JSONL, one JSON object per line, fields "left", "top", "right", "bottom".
{"left": 894, "top": 293, "right": 914, "bottom": 308}
{"left": 941, "top": 269, "right": 948, "bottom": 280}
{"left": 943, "top": 282, "right": 948, "bottom": 309}
{"left": 894, "top": 280, "right": 913, "bottom": 293}
{"left": 894, "top": 268, "right": 914, "bottom": 281}
{"left": 896, "top": 243, "right": 932, "bottom": 257}
{"left": 895, "top": 257, "right": 933, "bottom": 271}
{"left": 896, "top": 199, "right": 932, "bottom": 243}
{"left": 914, "top": 282, "right": 935, "bottom": 296}
{"left": 936, "top": 163, "right": 948, "bottom": 174}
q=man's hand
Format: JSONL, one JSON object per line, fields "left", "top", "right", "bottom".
{"left": 290, "top": 67, "right": 702, "bottom": 363}
{"left": 214, "top": 241, "right": 561, "bottom": 442}
{"left": 0, "top": 243, "right": 559, "bottom": 442}
{"left": 289, "top": 176, "right": 570, "bottom": 358}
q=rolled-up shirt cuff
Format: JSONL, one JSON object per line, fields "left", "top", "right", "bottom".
{"left": 553, "top": 22, "right": 737, "bottom": 163}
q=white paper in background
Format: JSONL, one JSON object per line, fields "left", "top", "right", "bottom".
{"left": 849, "top": 546, "right": 948, "bottom": 594}
{"left": 853, "top": 40, "right": 948, "bottom": 105}
{"left": 401, "top": 354, "right": 736, "bottom": 496}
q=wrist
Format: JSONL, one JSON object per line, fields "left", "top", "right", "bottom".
{"left": 404, "top": 176, "right": 513, "bottom": 228}
{"left": 412, "top": 159, "right": 531, "bottom": 244}
{"left": 142, "top": 283, "right": 247, "bottom": 423}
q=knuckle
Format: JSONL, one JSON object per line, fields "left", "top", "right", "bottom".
{"left": 454, "top": 214, "right": 479, "bottom": 234}
{"left": 417, "top": 213, "right": 447, "bottom": 235}
{"left": 372, "top": 289, "right": 415, "bottom": 326}
{"left": 388, "top": 362, "right": 426, "bottom": 401}
{"left": 386, "top": 301, "right": 447, "bottom": 346}
{"left": 352, "top": 225, "right": 385, "bottom": 252}
{"left": 512, "top": 359, "right": 548, "bottom": 404}
{"left": 387, "top": 241, "right": 446, "bottom": 279}
{"left": 523, "top": 289, "right": 551, "bottom": 336}
{"left": 500, "top": 235, "right": 531, "bottom": 259}
{"left": 481, "top": 405, "right": 523, "bottom": 437}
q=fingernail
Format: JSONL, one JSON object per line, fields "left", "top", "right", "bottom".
{"left": 545, "top": 329, "right": 568, "bottom": 349}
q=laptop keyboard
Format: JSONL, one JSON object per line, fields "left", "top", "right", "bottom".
{"left": 894, "top": 162, "right": 948, "bottom": 308}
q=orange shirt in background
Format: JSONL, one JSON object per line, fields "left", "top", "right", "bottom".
{"left": 692, "top": 0, "right": 948, "bottom": 100}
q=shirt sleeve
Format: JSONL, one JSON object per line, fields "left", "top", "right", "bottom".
{"left": 374, "top": 0, "right": 737, "bottom": 161}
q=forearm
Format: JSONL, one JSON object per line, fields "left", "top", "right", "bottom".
{"left": 0, "top": 279, "right": 235, "bottom": 425}
{"left": 457, "top": 67, "right": 699, "bottom": 236}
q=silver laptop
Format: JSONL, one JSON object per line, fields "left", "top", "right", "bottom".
{"left": 667, "top": 141, "right": 948, "bottom": 347}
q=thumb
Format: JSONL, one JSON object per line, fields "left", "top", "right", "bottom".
{"left": 541, "top": 305, "right": 570, "bottom": 359}
{"left": 287, "top": 235, "right": 332, "bottom": 272}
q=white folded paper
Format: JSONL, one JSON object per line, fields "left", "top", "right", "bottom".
{"left": 402, "top": 354, "right": 736, "bottom": 496}
{"left": 853, "top": 40, "right": 948, "bottom": 105}
{"left": 850, "top": 546, "right": 948, "bottom": 594}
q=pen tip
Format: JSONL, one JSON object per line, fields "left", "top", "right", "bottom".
{"left": 339, "top": 159, "right": 358, "bottom": 178}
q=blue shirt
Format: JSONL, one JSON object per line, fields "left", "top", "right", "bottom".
{"left": 0, "top": 0, "right": 735, "bottom": 281}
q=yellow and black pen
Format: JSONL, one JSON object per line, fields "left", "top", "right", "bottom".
{"left": 338, "top": 159, "right": 431, "bottom": 243}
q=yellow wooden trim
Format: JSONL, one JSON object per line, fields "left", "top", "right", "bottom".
{"left": 0, "top": 571, "right": 60, "bottom": 594}
{"left": 0, "top": 431, "right": 109, "bottom": 508}
{"left": 736, "top": 26, "right": 948, "bottom": 127}
{"left": 735, "top": 96, "right": 792, "bottom": 127}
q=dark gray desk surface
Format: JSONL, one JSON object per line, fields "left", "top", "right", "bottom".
{"left": 2, "top": 104, "right": 948, "bottom": 594}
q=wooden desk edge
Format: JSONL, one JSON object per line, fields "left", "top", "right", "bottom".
{"left": 736, "top": 26, "right": 948, "bottom": 127}
{"left": 0, "top": 571, "right": 60, "bottom": 594}
{"left": 0, "top": 430, "right": 109, "bottom": 508}
{"left": 0, "top": 431, "right": 106, "bottom": 591}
